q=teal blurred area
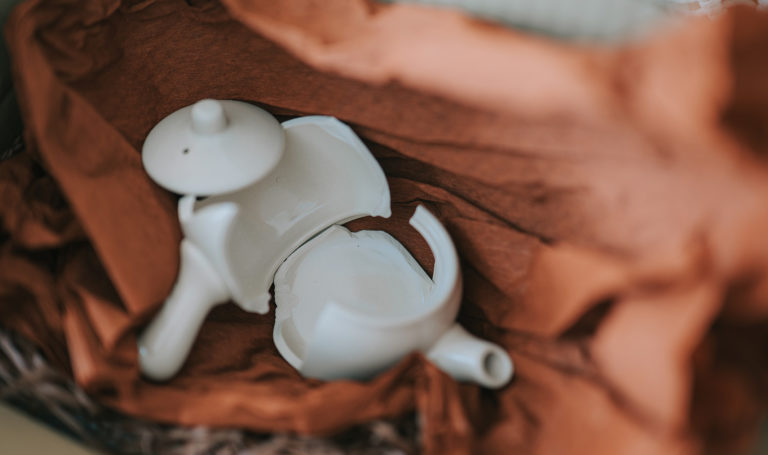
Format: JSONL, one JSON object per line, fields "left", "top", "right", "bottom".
{"left": 384, "top": 0, "right": 768, "bottom": 42}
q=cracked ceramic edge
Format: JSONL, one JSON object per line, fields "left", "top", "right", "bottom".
{"left": 188, "top": 114, "right": 391, "bottom": 314}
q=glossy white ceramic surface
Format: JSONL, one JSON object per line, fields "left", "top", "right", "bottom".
{"left": 273, "top": 206, "right": 514, "bottom": 388}
{"left": 139, "top": 99, "right": 512, "bottom": 388}
{"left": 190, "top": 116, "right": 391, "bottom": 313}
{"left": 138, "top": 107, "right": 390, "bottom": 380}
{"left": 142, "top": 99, "right": 285, "bottom": 195}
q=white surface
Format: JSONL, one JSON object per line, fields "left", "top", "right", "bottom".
{"left": 274, "top": 206, "right": 514, "bottom": 388}
{"left": 139, "top": 105, "right": 390, "bottom": 380}
{"left": 139, "top": 99, "right": 512, "bottom": 387}
{"left": 192, "top": 116, "right": 391, "bottom": 314}
{"left": 426, "top": 323, "right": 514, "bottom": 389}
{"left": 142, "top": 99, "right": 285, "bottom": 195}
{"left": 138, "top": 239, "right": 231, "bottom": 380}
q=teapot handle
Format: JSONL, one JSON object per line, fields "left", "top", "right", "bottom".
{"left": 138, "top": 239, "right": 230, "bottom": 380}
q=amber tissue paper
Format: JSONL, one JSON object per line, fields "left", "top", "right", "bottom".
{"left": 2, "top": 0, "right": 768, "bottom": 453}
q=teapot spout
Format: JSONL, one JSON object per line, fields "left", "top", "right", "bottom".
{"left": 426, "top": 323, "right": 514, "bottom": 389}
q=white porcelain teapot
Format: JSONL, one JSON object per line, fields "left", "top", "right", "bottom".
{"left": 138, "top": 99, "right": 514, "bottom": 388}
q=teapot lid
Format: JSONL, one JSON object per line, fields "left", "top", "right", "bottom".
{"left": 142, "top": 99, "right": 285, "bottom": 195}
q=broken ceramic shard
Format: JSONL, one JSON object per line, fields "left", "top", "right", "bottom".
{"left": 274, "top": 206, "right": 514, "bottom": 388}
{"left": 139, "top": 100, "right": 390, "bottom": 379}
{"left": 138, "top": 99, "right": 513, "bottom": 388}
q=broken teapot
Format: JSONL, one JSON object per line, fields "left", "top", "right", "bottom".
{"left": 138, "top": 99, "right": 514, "bottom": 389}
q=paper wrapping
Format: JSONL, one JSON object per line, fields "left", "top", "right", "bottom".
{"left": 2, "top": 0, "right": 768, "bottom": 453}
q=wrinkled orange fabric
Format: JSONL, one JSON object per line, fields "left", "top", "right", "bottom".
{"left": 2, "top": 0, "right": 768, "bottom": 453}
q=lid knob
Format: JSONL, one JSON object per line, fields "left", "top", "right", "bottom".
{"left": 191, "top": 99, "right": 228, "bottom": 134}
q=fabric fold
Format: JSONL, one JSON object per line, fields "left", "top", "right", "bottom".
{"left": 2, "top": 0, "right": 768, "bottom": 453}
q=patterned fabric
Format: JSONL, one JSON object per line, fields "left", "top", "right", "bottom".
{"left": 0, "top": 329, "right": 419, "bottom": 454}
